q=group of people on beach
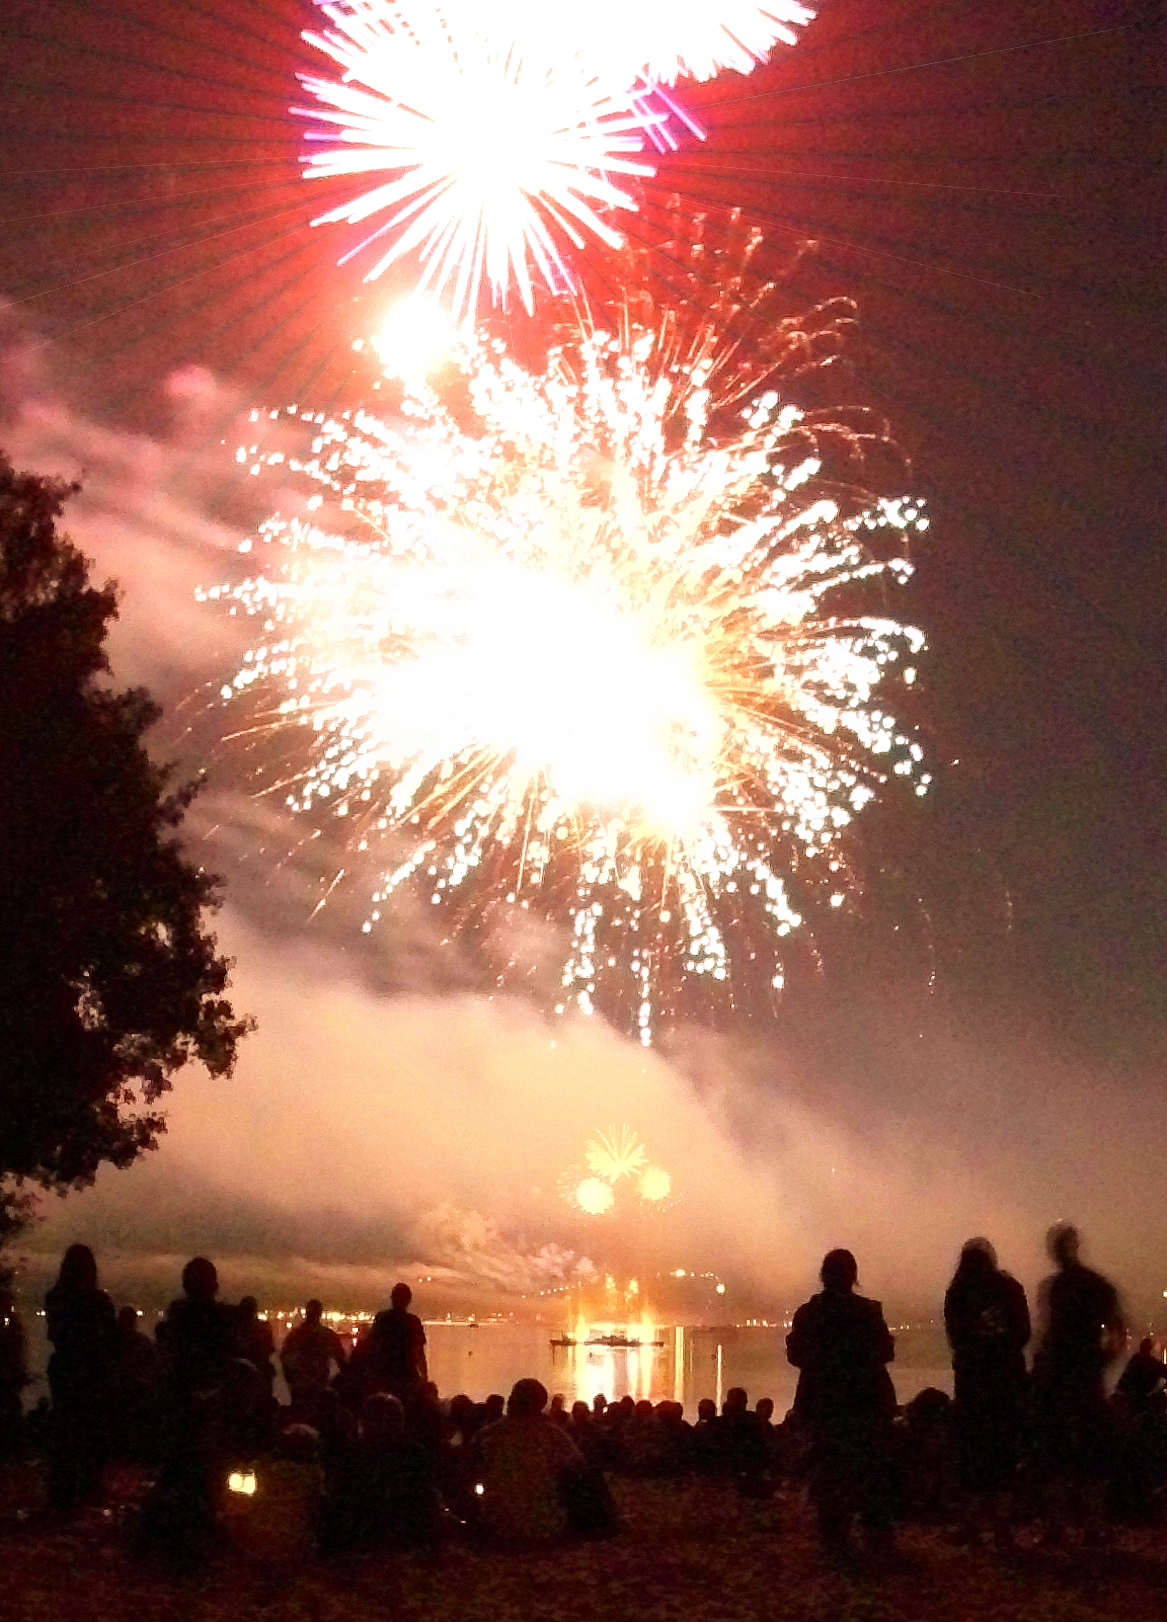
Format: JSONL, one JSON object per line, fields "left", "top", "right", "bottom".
{"left": 0, "top": 1220, "right": 1164, "bottom": 1569}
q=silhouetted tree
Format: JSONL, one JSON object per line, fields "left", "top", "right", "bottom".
{"left": 0, "top": 454, "right": 252, "bottom": 1241}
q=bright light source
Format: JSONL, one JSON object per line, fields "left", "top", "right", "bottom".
{"left": 296, "top": 4, "right": 660, "bottom": 320}
{"left": 372, "top": 298, "right": 457, "bottom": 380}
{"left": 228, "top": 1470, "right": 258, "bottom": 1496}
{"left": 715, "top": 1283, "right": 726, "bottom": 1295}
{"left": 640, "top": 1165, "right": 672, "bottom": 1202}
{"left": 474, "top": 1482, "right": 485, "bottom": 1496}
{"left": 575, "top": 1177, "right": 615, "bottom": 1215}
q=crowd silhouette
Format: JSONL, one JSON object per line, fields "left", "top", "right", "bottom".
{"left": 1, "top": 1223, "right": 1164, "bottom": 1571}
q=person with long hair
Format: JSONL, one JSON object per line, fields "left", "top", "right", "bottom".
{"left": 44, "top": 1244, "right": 117, "bottom": 1511}
{"left": 943, "top": 1237, "right": 1030, "bottom": 1545}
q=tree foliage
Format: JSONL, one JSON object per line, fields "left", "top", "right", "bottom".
{"left": 0, "top": 454, "right": 253, "bottom": 1240}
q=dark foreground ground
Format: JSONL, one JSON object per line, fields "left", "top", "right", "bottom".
{"left": 2, "top": 1463, "right": 1165, "bottom": 1622}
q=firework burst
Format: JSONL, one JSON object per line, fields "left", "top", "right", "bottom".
{"left": 499, "top": 0, "right": 815, "bottom": 87}
{"left": 295, "top": 0, "right": 662, "bottom": 321}
{"left": 206, "top": 299, "right": 928, "bottom": 1038}
{"left": 563, "top": 1126, "right": 672, "bottom": 1214}
{"left": 638, "top": 1166, "right": 672, "bottom": 1203}
{"left": 571, "top": 1177, "right": 616, "bottom": 1216}
{"left": 584, "top": 1125, "right": 649, "bottom": 1183}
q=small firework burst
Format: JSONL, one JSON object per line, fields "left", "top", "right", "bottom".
{"left": 572, "top": 1176, "right": 617, "bottom": 1216}
{"left": 638, "top": 1165, "right": 672, "bottom": 1202}
{"left": 584, "top": 1125, "right": 649, "bottom": 1183}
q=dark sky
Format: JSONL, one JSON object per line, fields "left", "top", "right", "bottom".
{"left": 1, "top": 0, "right": 1163, "bottom": 1315}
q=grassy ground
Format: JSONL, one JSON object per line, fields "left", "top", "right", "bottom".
{"left": 1, "top": 1462, "right": 1164, "bottom": 1622}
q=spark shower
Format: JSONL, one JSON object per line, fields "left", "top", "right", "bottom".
{"left": 202, "top": 0, "right": 932, "bottom": 1041}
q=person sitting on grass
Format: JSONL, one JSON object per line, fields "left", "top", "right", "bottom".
{"left": 111, "top": 1305, "right": 160, "bottom": 1461}
{"left": 569, "top": 1400, "right": 608, "bottom": 1471}
{"left": 1117, "top": 1337, "right": 1167, "bottom": 1415}
{"left": 657, "top": 1401, "right": 694, "bottom": 1477}
{"left": 472, "top": 1377, "right": 589, "bottom": 1542}
{"left": 319, "top": 1392, "right": 439, "bottom": 1555}
{"left": 225, "top": 1422, "right": 323, "bottom": 1582}
{"left": 692, "top": 1396, "right": 722, "bottom": 1473}
{"left": 236, "top": 1296, "right": 277, "bottom": 1398}
{"left": 722, "top": 1388, "right": 775, "bottom": 1497}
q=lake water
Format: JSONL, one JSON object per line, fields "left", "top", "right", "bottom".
{"left": 22, "top": 1316, "right": 953, "bottom": 1420}
{"left": 424, "top": 1323, "right": 952, "bottom": 1416}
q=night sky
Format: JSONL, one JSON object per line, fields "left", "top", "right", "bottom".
{"left": 1, "top": 0, "right": 1163, "bottom": 1319}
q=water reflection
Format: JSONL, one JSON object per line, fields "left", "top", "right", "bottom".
{"left": 550, "top": 1325, "right": 683, "bottom": 1406}
{"left": 423, "top": 1323, "right": 953, "bottom": 1418}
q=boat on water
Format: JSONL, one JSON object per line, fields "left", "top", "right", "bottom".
{"left": 550, "top": 1332, "right": 664, "bottom": 1350}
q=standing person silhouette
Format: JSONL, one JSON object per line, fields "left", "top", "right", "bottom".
{"left": 281, "top": 1299, "right": 347, "bottom": 1411}
{"left": 163, "top": 1257, "right": 240, "bottom": 1394}
{"left": 143, "top": 1257, "right": 241, "bottom": 1559}
{"left": 1032, "top": 1223, "right": 1126, "bottom": 1542}
{"left": 786, "top": 1249, "right": 897, "bottom": 1563}
{"left": 366, "top": 1283, "right": 428, "bottom": 1406}
{"left": 943, "top": 1238, "right": 1030, "bottom": 1544}
{"left": 44, "top": 1244, "right": 117, "bottom": 1512}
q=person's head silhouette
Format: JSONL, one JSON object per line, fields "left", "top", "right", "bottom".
{"left": 304, "top": 1299, "right": 324, "bottom": 1325}
{"left": 56, "top": 1244, "right": 98, "bottom": 1293}
{"left": 390, "top": 1282, "right": 412, "bottom": 1311}
{"left": 957, "top": 1237, "right": 998, "bottom": 1280}
{"left": 364, "top": 1390, "right": 405, "bottom": 1443}
{"left": 181, "top": 1257, "right": 218, "bottom": 1299}
{"left": 820, "top": 1249, "right": 858, "bottom": 1293}
{"left": 1046, "top": 1223, "right": 1080, "bottom": 1268}
{"left": 507, "top": 1378, "right": 548, "bottom": 1418}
